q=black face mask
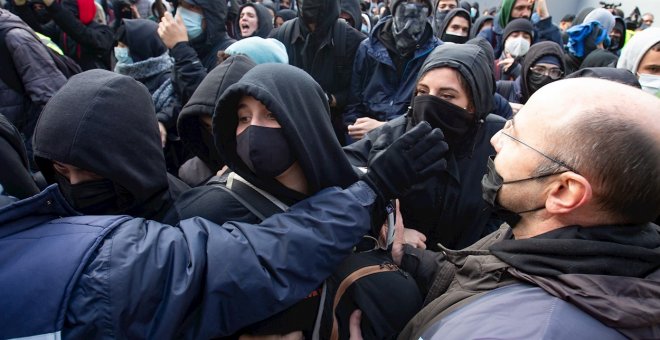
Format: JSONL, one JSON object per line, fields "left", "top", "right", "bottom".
{"left": 298, "top": 0, "right": 322, "bottom": 28}
{"left": 526, "top": 72, "right": 555, "bottom": 96}
{"left": 236, "top": 125, "right": 296, "bottom": 178}
{"left": 481, "top": 156, "right": 564, "bottom": 227}
{"left": 56, "top": 173, "right": 121, "bottom": 215}
{"left": 34, "top": 8, "right": 52, "bottom": 24}
{"left": 411, "top": 94, "right": 474, "bottom": 148}
{"left": 441, "top": 32, "right": 469, "bottom": 44}
{"left": 608, "top": 37, "right": 621, "bottom": 51}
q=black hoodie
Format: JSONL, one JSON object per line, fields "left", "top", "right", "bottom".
{"left": 340, "top": 0, "right": 362, "bottom": 31}
{"left": 176, "top": 63, "right": 359, "bottom": 222}
{"left": 345, "top": 43, "right": 503, "bottom": 250}
{"left": 236, "top": 3, "right": 274, "bottom": 39}
{"left": 177, "top": 55, "right": 256, "bottom": 186}
{"left": 470, "top": 14, "right": 493, "bottom": 37}
{"left": 186, "top": 0, "right": 233, "bottom": 61}
{"left": 436, "top": 8, "right": 472, "bottom": 41}
{"left": 0, "top": 113, "right": 39, "bottom": 199}
{"left": 520, "top": 41, "right": 565, "bottom": 103}
{"left": 33, "top": 70, "right": 189, "bottom": 223}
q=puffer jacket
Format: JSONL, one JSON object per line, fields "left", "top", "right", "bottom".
{"left": 0, "top": 9, "right": 67, "bottom": 166}
{"left": 0, "top": 181, "right": 375, "bottom": 339}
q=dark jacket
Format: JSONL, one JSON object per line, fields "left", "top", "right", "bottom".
{"left": 398, "top": 223, "right": 660, "bottom": 339}
{"left": 470, "top": 15, "right": 493, "bottom": 38}
{"left": 477, "top": 4, "right": 561, "bottom": 59}
{"left": 344, "top": 43, "right": 505, "bottom": 250}
{"left": 13, "top": 0, "right": 113, "bottom": 70}
{"left": 0, "top": 180, "right": 375, "bottom": 339}
{"left": 496, "top": 41, "right": 565, "bottom": 104}
{"left": 32, "top": 70, "right": 189, "bottom": 224}
{"left": 176, "top": 63, "right": 360, "bottom": 220}
{"left": 0, "top": 113, "right": 39, "bottom": 199}
{"left": 170, "top": 0, "right": 236, "bottom": 104}
{"left": 343, "top": 16, "right": 441, "bottom": 125}
{"left": 269, "top": 0, "right": 366, "bottom": 144}
{"left": 176, "top": 55, "right": 256, "bottom": 187}
{"left": 0, "top": 9, "right": 67, "bottom": 165}
{"left": 236, "top": 3, "right": 273, "bottom": 39}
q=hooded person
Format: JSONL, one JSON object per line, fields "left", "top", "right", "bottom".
{"left": 223, "top": 36, "right": 289, "bottom": 64}
{"left": 436, "top": 8, "right": 472, "bottom": 44}
{"left": 340, "top": 0, "right": 363, "bottom": 32}
{"left": 579, "top": 48, "right": 618, "bottom": 69}
{"left": 343, "top": 0, "right": 441, "bottom": 142}
{"left": 32, "top": 70, "right": 189, "bottom": 224}
{"left": 496, "top": 41, "right": 565, "bottom": 105}
{"left": 477, "top": 0, "right": 561, "bottom": 59}
{"left": 563, "top": 9, "right": 615, "bottom": 75}
{"left": 617, "top": 27, "right": 660, "bottom": 96}
{"left": 114, "top": 19, "right": 177, "bottom": 117}
{"left": 345, "top": 43, "right": 506, "bottom": 250}
{"left": 12, "top": 0, "right": 114, "bottom": 70}
{"left": 270, "top": 0, "right": 366, "bottom": 145}
{"left": 174, "top": 63, "right": 448, "bottom": 338}
{"left": 470, "top": 14, "right": 492, "bottom": 37}
{"left": 274, "top": 8, "right": 296, "bottom": 28}
{"left": 433, "top": 0, "right": 459, "bottom": 30}
{"left": 608, "top": 16, "right": 626, "bottom": 54}
{"left": 0, "top": 113, "right": 40, "bottom": 199}
{"left": 158, "top": 0, "right": 236, "bottom": 105}
{"left": 496, "top": 17, "right": 534, "bottom": 80}
{"left": 236, "top": 2, "right": 274, "bottom": 39}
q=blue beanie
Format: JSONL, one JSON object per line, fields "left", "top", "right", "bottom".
{"left": 224, "top": 37, "right": 289, "bottom": 65}
{"left": 535, "top": 55, "right": 561, "bottom": 67}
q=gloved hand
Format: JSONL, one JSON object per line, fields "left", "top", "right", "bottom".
{"left": 363, "top": 121, "right": 448, "bottom": 203}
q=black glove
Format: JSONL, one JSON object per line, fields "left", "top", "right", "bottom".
{"left": 363, "top": 121, "right": 448, "bottom": 203}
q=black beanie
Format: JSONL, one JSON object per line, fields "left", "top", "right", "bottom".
{"left": 503, "top": 18, "right": 534, "bottom": 42}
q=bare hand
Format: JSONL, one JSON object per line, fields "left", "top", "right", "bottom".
{"left": 158, "top": 12, "right": 188, "bottom": 49}
{"left": 403, "top": 228, "right": 427, "bottom": 249}
{"left": 130, "top": 4, "right": 141, "bottom": 18}
{"left": 158, "top": 122, "right": 167, "bottom": 148}
{"left": 239, "top": 331, "right": 304, "bottom": 340}
{"left": 536, "top": 0, "right": 549, "bottom": 19}
{"left": 349, "top": 310, "right": 363, "bottom": 340}
{"left": 347, "top": 117, "right": 386, "bottom": 141}
{"left": 391, "top": 200, "right": 406, "bottom": 265}
{"left": 497, "top": 58, "right": 515, "bottom": 72}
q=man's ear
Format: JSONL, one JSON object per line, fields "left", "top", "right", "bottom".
{"left": 545, "top": 172, "right": 593, "bottom": 214}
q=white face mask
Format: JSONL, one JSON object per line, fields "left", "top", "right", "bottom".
{"left": 504, "top": 36, "right": 530, "bottom": 58}
{"left": 638, "top": 73, "right": 660, "bottom": 97}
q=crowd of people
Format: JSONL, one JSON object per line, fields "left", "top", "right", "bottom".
{"left": 0, "top": 0, "right": 659, "bottom": 338}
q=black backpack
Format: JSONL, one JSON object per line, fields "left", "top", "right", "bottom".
{"left": 0, "top": 24, "right": 81, "bottom": 93}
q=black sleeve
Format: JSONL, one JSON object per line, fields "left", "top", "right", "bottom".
{"left": 170, "top": 41, "right": 208, "bottom": 104}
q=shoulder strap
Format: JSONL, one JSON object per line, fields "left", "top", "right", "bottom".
{"left": 0, "top": 26, "right": 26, "bottom": 93}
{"left": 330, "top": 263, "right": 399, "bottom": 340}
{"left": 333, "top": 20, "right": 347, "bottom": 61}
{"left": 275, "top": 19, "right": 296, "bottom": 60}
{"left": 225, "top": 173, "right": 287, "bottom": 221}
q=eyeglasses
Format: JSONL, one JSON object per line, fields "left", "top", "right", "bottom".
{"left": 529, "top": 65, "right": 564, "bottom": 80}
{"left": 500, "top": 130, "right": 580, "bottom": 174}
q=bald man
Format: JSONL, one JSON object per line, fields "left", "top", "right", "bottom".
{"left": 390, "top": 78, "right": 660, "bottom": 339}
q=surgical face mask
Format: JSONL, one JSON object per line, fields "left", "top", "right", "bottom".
{"left": 411, "top": 94, "right": 474, "bottom": 148}
{"left": 638, "top": 73, "right": 660, "bottom": 96}
{"left": 236, "top": 125, "right": 296, "bottom": 178}
{"left": 504, "top": 36, "right": 530, "bottom": 58}
{"left": 114, "top": 47, "right": 133, "bottom": 64}
{"left": 178, "top": 6, "right": 204, "bottom": 40}
{"left": 481, "top": 156, "right": 560, "bottom": 227}
{"left": 392, "top": 3, "right": 429, "bottom": 53}
{"left": 56, "top": 173, "right": 121, "bottom": 215}
{"left": 361, "top": 24, "right": 370, "bottom": 35}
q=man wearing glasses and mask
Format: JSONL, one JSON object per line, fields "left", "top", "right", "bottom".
{"left": 379, "top": 77, "right": 660, "bottom": 339}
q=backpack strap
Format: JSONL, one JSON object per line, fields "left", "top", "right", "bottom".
{"left": 329, "top": 263, "right": 400, "bottom": 340}
{"left": 275, "top": 19, "right": 297, "bottom": 61}
{"left": 333, "top": 20, "right": 347, "bottom": 62}
{"left": 225, "top": 172, "right": 287, "bottom": 220}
